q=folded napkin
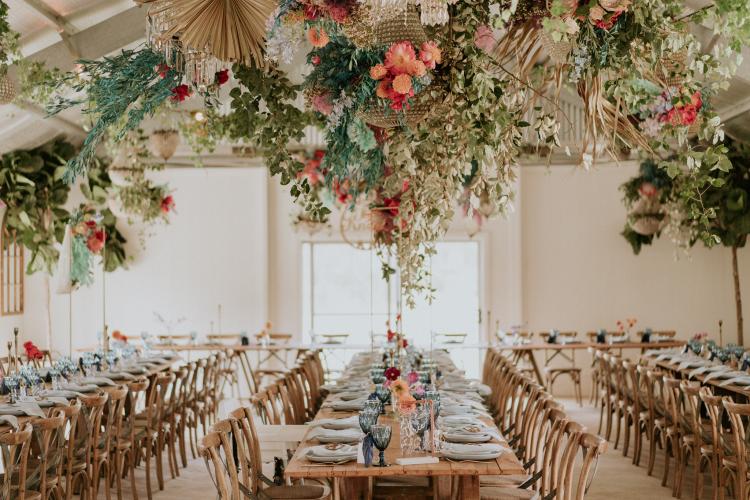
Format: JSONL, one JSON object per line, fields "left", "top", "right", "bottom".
{"left": 704, "top": 370, "right": 746, "bottom": 382}
{"left": 325, "top": 399, "right": 367, "bottom": 411}
{"left": 308, "top": 415, "right": 360, "bottom": 429}
{"left": 40, "top": 389, "right": 84, "bottom": 399}
{"left": 308, "top": 427, "right": 363, "bottom": 443}
{"left": 0, "top": 402, "right": 46, "bottom": 417}
{"left": 719, "top": 376, "right": 750, "bottom": 387}
{"left": 441, "top": 442, "right": 508, "bottom": 460}
{"left": 688, "top": 364, "right": 726, "bottom": 378}
{"left": 60, "top": 382, "right": 98, "bottom": 393}
{"left": 37, "top": 397, "right": 71, "bottom": 408}
{"left": 0, "top": 415, "right": 19, "bottom": 429}
{"left": 121, "top": 366, "right": 148, "bottom": 374}
{"left": 305, "top": 444, "right": 358, "bottom": 462}
{"left": 440, "top": 415, "right": 483, "bottom": 426}
{"left": 82, "top": 376, "right": 117, "bottom": 387}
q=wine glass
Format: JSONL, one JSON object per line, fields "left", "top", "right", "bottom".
{"left": 411, "top": 404, "right": 431, "bottom": 451}
{"left": 49, "top": 367, "right": 61, "bottom": 391}
{"left": 106, "top": 350, "right": 118, "bottom": 371}
{"left": 375, "top": 384, "right": 389, "bottom": 414}
{"left": 359, "top": 408, "right": 379, "bottom": 435}
{"left": 371, "top": 424, "right": 392, "bottom": 467}
{"left": 5, "top": 375, "right": 19, "bottom": 404}
{"left": 364, "top": 399, "right": 382, "bottom": 415}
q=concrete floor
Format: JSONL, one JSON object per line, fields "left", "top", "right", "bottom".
{"left": 91, "top": 398, "right": 719, "bottom": 499}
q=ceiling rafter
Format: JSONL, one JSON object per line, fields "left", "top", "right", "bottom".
{"left": 21, "top": 0, "right": 80, "bottom": 58}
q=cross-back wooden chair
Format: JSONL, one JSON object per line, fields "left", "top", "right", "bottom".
{"left": 66, "top": 392, "right": 108, "bottom": 500}
{"left": 0, "top": 423, "right": 35, "bottom": 500}
{"left": 722, "top": 398, "right": 750, "bottom": 500}
{"left": 134, "top": 373, "right": 173, "bottom": 499}
{"left": 114, "top": 378, "right": 149, "bottom": 500}
{"left": 699, "top": 387, "right": 725, "bottom": 500}
{"left": 28, "top": 412, "right": 66, "bottom": 500}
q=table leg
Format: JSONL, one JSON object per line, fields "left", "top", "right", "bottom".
{"left": 527, "top": 351, "right": 545, "bottom": 386}
{"left": 434, "top": 476, "right": 452, "bottom": 500}
{"left": 459, "top": 475, "right": 480, "bottom": 500}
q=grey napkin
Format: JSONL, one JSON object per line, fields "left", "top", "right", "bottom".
{"left": 60, "top": 382, "right": 98, "bottom": 393}
{"left": 0, "top": 402, "right": 46, "bottom": 417}
{"left": 0, "top": 415, "right": 19, "bottom": 429}
{"left": 82, "top": 376, "right": 116, "bottom": 387}
{"left": 40, "top": 389, "right": 84, "bottom": 399}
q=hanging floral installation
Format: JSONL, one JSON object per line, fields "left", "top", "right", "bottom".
{"left": 39, "top": 0, "right": 750, "bottom": 302}
{"left": 292, "top": 149, "right": 337, "bottom": 233}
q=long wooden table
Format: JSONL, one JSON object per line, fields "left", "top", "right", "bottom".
{"left": 0, "top": 357, "right": 178, "bottom": 434}
{"left": 496, "top": 340, "right": 685, "bottom": 385}
{"left": 284, "top": 401, "right": 524, "bottom": 500}
{"left": 649, "top": 356, "right": 750, "bottom": 399}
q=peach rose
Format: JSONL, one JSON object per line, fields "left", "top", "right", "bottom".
{"left": 307, "top": 27, "right": 329, "bottom": 48}
{"left": 392, "top": 74, "right": 413, "bottom": 95}
{"left": 370, "top": 64, "right": 388, "bottom": 80}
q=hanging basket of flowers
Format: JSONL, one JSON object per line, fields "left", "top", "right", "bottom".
{"left": 373, "top": 6, "right": 428, "bottom": 46}
{"left": 628, "top": 196, "right": 666, "bottom": 236}
{"left": 149, "top": 129, "right": 180, "bottom": 161}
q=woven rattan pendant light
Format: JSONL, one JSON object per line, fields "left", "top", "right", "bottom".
{"left": 150, "top": 0, "right": 275, "bottom": 67}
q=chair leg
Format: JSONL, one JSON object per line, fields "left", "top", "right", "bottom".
{"left": 663, "top": 438, "right": 672, "bottom": 487}
{"left": 145, "top": 441, "right": 154, "bottom": 500}
{"left": 598, "top": 398, "right": 605, "bottom": 435}
{"left": 115, "top": 453, "right": 124, "bottom": 500}
{"left": 156, "top": 434, "right": 166, "bottom": 491}
{"left": 648, "top": 428, "right": 658, "bottom": 476}
{"left": 128, "top": 450, "right": 139, "bottom": 500}
{"left": 178, "top": 420, "right": 188, "bottom": 468}
{"left": 613, "top": 405, "right": 622, "bottom": 449}
{"left": 623, "top": 413, "right": 631, "bottom": 457}
{"left": 103, "top": 462, "right": 112, "bottom": 500}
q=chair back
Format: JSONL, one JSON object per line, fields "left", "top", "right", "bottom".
{"left": 29, "top": 413, "right": 66, "bottom": 498}
{"left": 722, "top": 398, "right": 750, "bottom": 499}
{"left": 200, "top": 430, "right": 237, "bottom": 500}
{"left": 0, "top": 423, "right": 34, "bottom": 500}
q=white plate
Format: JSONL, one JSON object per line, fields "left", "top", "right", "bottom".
{"left": 305, "top": 444, "right": 357, "bottom": 463}
{"left": 441, "top": 443, "right": 505, "bottom": 461}
{"left": 444, "top": 431, "right": 493, "bottom": 443}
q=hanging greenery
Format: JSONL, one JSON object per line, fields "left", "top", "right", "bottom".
{"left": 0, "top": 139, "right": 73, "bottom": 273}
{"left": 0, "top": 0, "right": 17, "bottom": 76}
{"left": 46, "top": 47, "right": 183, "bottom": 182}
{"left": 620, "top": 138, "right": 750, "bottom": 343}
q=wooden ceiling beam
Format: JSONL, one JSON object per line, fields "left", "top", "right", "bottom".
{"left": 21, "top": 0, "right": 80, "bottom": 58}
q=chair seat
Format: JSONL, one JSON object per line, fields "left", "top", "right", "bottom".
{"left": 261, "top": 483, "right": 331, "bottom": 499}
{"left": 544, "top": 367, "right": 581, "bottom": 374}
{"left": 480, "top": 486, "right": 540, "bottom": 500}
{"left": 480, "top": 474, "right": 531, "bottom": 486}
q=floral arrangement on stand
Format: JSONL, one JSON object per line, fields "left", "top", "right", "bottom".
{"left": 68, "top": 208, "right": 107, "bottom": 287}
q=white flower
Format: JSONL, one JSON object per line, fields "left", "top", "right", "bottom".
{"left": 580, "top": 153, "right": 593, "bottom": 171}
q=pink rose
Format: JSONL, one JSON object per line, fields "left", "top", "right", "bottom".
{"left": 474, "top": 25, "right": 495, "bottom": 52}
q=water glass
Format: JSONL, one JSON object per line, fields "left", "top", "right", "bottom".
{"left": 359, "top": 408, "right": 379, "bottom": 434}
{"left": 375, "top": 384, "right": 389, "bottom": 414}
{"left": 371, "top": 424, "right": 392, "bottom": 467}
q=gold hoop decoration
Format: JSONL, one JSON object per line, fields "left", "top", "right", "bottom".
{"left": 340, "top": 203, "right": 374, "bottom": 250}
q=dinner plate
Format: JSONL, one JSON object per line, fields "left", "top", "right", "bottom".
{"left": 314, "top": 429, "right": 363, "bottom": 444}
{"left": 444, "top": 430, "right": 493, "bottom": 443}
{"left": 305, "top": 444, "right": 357, "bottom": 463}
{"left": 441, "top": 443, "right": 506, "bottom": 461}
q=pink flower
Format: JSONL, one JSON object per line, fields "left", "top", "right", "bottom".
{"left": 327, "top": 4, "right": 349, "bottom": 22}
{"left": 385, "top": 41, "right": 417, "bottom": 76}
{"left": 474, "top": 25, "right": 495, "bottom": 52}
{"left": 156, "top": 64, "right": 170, "bottom": 78}
{"left": 311, "top": 92, "right": 333, "bottom": 115}
{"left": 419, "top": 41, "right": 441, "bottom": 69}
{"left": 407, "top": 371, "right": 419, "bottom": 385}
{"left": 311, "top": 55, "right": 321, "bottom": 65}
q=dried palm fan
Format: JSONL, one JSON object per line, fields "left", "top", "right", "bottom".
{"left": 577, "top": 76, "right": 652, "bottom": 161}
{"left": 149, "top": 0, "right": 275, "bottom": 67}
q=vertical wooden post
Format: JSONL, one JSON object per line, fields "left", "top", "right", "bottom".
{"left": 732, "top": 246, "right": 744, "bottom": 346}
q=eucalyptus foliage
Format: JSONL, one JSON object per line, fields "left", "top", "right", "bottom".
{"left": 47, "top": 47, "right": 182, "bottom": 182}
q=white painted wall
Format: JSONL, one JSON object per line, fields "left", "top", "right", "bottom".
{"left": 16, "top": 167, "right": 269, "bottom": 355}
{"left": 3, "top": 160, "right": 749, "bottom": 398}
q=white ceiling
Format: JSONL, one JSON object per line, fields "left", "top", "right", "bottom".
{"left": 1, "top": 0, "right": 749, "bottom": 158}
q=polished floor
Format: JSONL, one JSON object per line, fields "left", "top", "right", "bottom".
{"left": 95, "top": 398, "right": 713, "bottom": 499}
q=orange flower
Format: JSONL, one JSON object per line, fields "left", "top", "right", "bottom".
{"left": 385, "top": 41, "right": 417, "bottom": 75}
{"left": 419, "top": 41, "right": 441, "bottom": 69}
{"left": 370, "top": 64, "right": 388, "bottom": 80}
{"left": 392, "top": 74, "right": 412, "bottom": 95}
{"left": 390, "top": 379, "right": 410, "bottom": 399}
{"left": 376, "top": 79, "right": 392, "bottom": 98}
{"left": 408, "top": 59, "right": 426, "bottom": 77}
{"left": 307, "top": 27, "right": 329, "bottom": 48}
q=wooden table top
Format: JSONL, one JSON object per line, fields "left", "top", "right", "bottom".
{"left": 496, "top": 340, "right": 685, "bottom": 351}
{"left": 284, "top": 402, "right": 525, "bottom": 480}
